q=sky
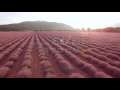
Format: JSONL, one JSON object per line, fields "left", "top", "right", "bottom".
{"left": 0, "top": 12, "right": 120, "bottom": 29}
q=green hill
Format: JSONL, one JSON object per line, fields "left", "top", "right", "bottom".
{"left": 0, "top": 21, "right": 75, "bottom": 31}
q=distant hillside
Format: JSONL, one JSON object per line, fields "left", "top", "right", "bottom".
{"left": 110, "top": 23, "right": 120, "bottom": 27}
{"left": 0, "top": 21, "right": 75, "bottom": 31}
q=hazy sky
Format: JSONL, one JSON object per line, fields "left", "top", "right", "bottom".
{"left": 0, "top": 12, "right": 120, "bottom": 29}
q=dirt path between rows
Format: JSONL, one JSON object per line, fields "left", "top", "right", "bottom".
{"left": 31, "top": 39, "right": 44, "bottom": 78}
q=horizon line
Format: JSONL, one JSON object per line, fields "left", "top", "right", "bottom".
{"left": 0, "top": 20, "right": 119, "bottom": 30}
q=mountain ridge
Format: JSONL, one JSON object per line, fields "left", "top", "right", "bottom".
{"left": 0, "top": 21, "right": 75, "bottom": 31}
